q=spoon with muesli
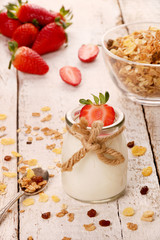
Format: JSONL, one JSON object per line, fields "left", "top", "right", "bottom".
{"left": 0, "top": 167, "right": 49, "bottom": 223}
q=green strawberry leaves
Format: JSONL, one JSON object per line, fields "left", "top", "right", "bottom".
{"left": 79, "top": 91, "right": 110, "bottom": 105}
{"left": 8, "top": 40, "right": 18, "bottom": 69}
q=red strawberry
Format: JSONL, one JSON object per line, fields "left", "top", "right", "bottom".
{"left": 78, "top": 44, "right": 99, "bottom": 63}
{"left": 32, "top": 22, "right": 66, "bottom": 55}
{"left": 8, "top": 41, "right": 49, "bottom": 75}
{"left": 79, "top": 92, "right": 115, "bottom": 127}
{"left": 0, "top": 12, "right": 21, "bottom": 38}
{"left": 59, "top": 66, "right": 81, "bottom": 86}
{"left": 12, "top": 23, "right": 39, "bottom": 47}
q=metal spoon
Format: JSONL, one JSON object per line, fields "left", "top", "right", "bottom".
{"left": 0, "top": 167, "right": 49, "bottom": 223}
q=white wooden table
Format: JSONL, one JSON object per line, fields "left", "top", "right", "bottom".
{"left": 0, "top": 0, "right": 160, "bottom": 239}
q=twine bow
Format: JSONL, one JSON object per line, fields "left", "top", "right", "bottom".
{"left": 61, "top": 117, "right": 125, "bottom": 172}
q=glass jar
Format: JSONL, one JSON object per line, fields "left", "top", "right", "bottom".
{"left": 61, "top": 106, "right": 128, "bottom": 203}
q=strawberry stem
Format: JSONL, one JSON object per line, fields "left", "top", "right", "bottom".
{"left": 79, "top": 91, "right": 110, "bottom": 105}
{"left": 8, "top": 41, "right": 18, "bottom": 69}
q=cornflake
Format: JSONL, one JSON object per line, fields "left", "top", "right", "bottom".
{"left": 2, "top": 166, "right": 9, "bottom": 171}
{"left": 41, "top": 106, "right": 51, "bottom": 111}
{"left": 56, "top": 209, "right": 68, "bottom": 217}
{"left": 39, "top": 192, "right": 49, "bottom": 202}
{"left": 26, "top": 168, "right": 35, "bottom": 179}
{"left": 1, "top": 138, "right": 15, "bottom": 145}
{"left": 127, "top": 222, "right": 138, "bottom": 231}
{"left": 20, "top": 210, "right": 25, "bottom": 213}
{"left": 52, "top": 195, "right": 60, "bottom": 203}
{"left": 3, "top": 172, "right": 17, "bottom": 178}
{"left": 33, "top": 127, "right": 40, "bottom": 131}
{"left": 22, "top": 198, "right": 35, "bottom": 206}
{"left": 122, "top": 207, "right": 135, "bottom": 216}
{"left": 83, "top": 223, "right": 96, "bottom": 231}
{"left": 52, "top": 148, "right": 62, "bottom": 154}
{"left": 142, "top": 166, "right": 152, "bottom": 176}
{"left": 0, "top": 114, "right": 7, "bottom": 120}
{"left": 61, "top": 117, "right": 65, "bottom": 122}
{"left": 11, "top": 151, "right": 22, "bottom": 157}
{"left": 0, "top": 183, "right": 7, "bottom": 193}
{"left": 28, "top": 159, "right": 38, "bottom": 166}
{"left": 0, "top": 126, "right": 6, "bottom": 131}
{"left": 28, "top": 137, "right": 33, "bottom": 142}
{"left": 62, "top": 237, "right": 71, "bottom": 240}
{"left": 41, "top": 114, "right": 52, "bottom": 122}
{"left": 32, "top": 112, "right": 40, "bottom": 117}
{"left": 141, "top": 211, "right": 154, "bottom": 222}
{"left": 67, "top": 213, "right": 74, "bottom": 222}
{"left": 46, "top": 143, "right": 56, "bottom": 150}
{"left": 18, "top": 166, "right": 28, "bottom": 174}
{"left": 25, "top": 126, "right": 32, "bottom": 134}
{"left": 131, "top": 146, "right": 146, "bottom": 156}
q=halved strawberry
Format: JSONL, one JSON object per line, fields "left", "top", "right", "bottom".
{"left": 79, "top": 92, "right": 115, "bottom": 127}
{"left": 59, "top": 66, "right": 81, "bottom": 86}
{"left": 8, "top": 41, "right": 49, "bottom": 75}
{"left": 78, "top": 44, "right": 99, "bottom": 63}
{"left": 12, "top": 23, "right": 39, "bottom": 47}
{"left": 0, "top": 12, "right": 21, "bottom": 38}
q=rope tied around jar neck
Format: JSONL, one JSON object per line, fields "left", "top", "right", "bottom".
{"left": 61, "top": 117, "right": 125, "bottom": 172}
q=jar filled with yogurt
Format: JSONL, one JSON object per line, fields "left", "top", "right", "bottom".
{"left": 61, "top": 105, "right": 128, "bottom": 203}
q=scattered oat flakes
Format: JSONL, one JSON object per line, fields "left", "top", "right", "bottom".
{"left": 23, "top": 198, "right": 35, "bottom": 206}
{"left": 31, "top": 132, "right": 38, "bottom": 136}
{"left": 41, "top": 106, "right": 51, "bottom": 112}
{"left": 60, "top": 141, "right": 63, "bottom": 147}
{"left": 20, "top": 210, "right": 25, "bottom": 213}
{"left": 52, "top": 148, "right": 62, "bottom": 154}
{"left": 36, "top": 136, "right": 44, "bottom": 141}
{"left": 33, "top": 127, "right": 40, "bottom": 131}
{"left": 63, "top": 128, "right": 67, "bottom": 133}
{"left": 0, "top": 183, "right": 7, "bottom": 193}
{"left": 142, "top": 166, "right": 152, "bottom": 177}
{"left": 27, "top": 237, "right": 33, "bottom": 240}
{"left": 62, "top": 204, "right": 68, "bottom": 210}
{"left": 83, "top": 223, "right": 96, "bottom": 231}
{"left": 56, "top": 162, "right": 61, "bottom": 168}
{"left": 17, "top": 128, "right": 21, "bottom": 133}
{"left": 1, "top": 138, "right": 15, "bottom": 145}
{"left": 131, "top": 146, "right": 146, "bottom": 156}
{"left": 0, "top": 114, "right": 7, "bottom": 120}
{"left": 18, "top": 166, "right": 28, "bottom": 174}
{"left": 28, "top": 159, "right": 38, "bottom": 166}
{"left": 67, "top": 213, "right": 74, "bottom": 222}
{"left": 61, "top": 117, "right": 65, "bottom": 122}
{"left": 62, "top": 237, "right": 71, "bottom": 240}
{"left": 3, "top": 172, "right": 17, "bottom": 178}
{"left": 39, "top": 192, "right": 49, "bottom": 202}
{"left": 49, "top": 174, "right": 54, "bottom": 178}
{"left": 48, "top": 166, "right": 55, "bottom": 170}
{"left": 52, "top": 195, "right": 60, "bottom": 203}
{"left": 28, "top": 137, "right": 33, "bottom": 142}
{"left": 54, "top": 159, "right": 59, "bottom": 163}
{"left": 11, "top": 151, "right": 22, "bottom": 157}
{"left": 25, "top": 126, "right": 32, "bottom": 134}
{"left": 0, "top": 126, "right": 6, "bottom": 131}
{"left": 127, "top": 222, "right": 138, "bottom": 231}
{"left": 46, "top": 143, "right": 56, "bottom": 150}
{"left": 52, "top": 132, "right": 63, "bottom": 140}
{"left": 141, "top": 211, "right": 154, "bottom": 222}
{"left": 32, "top": 112, "right": 40, "bottom": 117}
{"left": 41, "top": 114, "right": 52, "bottom": 122}
{"left": 41, "top": 127, "right": 50, "bottom": 132}
{"left": 2, "top": 166, "right": 9, "bottom": 171}
{"left": 56, "top": 209, "right": 68, "bottom": 217}
{"left": 123, "top": 207, "right": 135, "bottom": 216}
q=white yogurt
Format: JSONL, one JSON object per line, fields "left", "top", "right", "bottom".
{"left": 61, "top": 107, "right": 128, "bottom": 202}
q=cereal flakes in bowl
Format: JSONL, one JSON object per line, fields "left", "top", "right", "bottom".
{"left": 102, "top": 22, "right": 160, "bottom": 105}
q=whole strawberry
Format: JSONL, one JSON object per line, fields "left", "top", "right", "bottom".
{"left": 79, "top": 92, "right": 115, "bottom": 127}
{"left": 8, "top": 41, "right": 49, "bottom": 75}
{"left": 0, "top": 12, "right": 21, "bottom": 38}
{"left": 32, "top": 22, "right": 67, "bottom": 55}
{"left": 12, "top": 23, "right": 39, "bottom": 47}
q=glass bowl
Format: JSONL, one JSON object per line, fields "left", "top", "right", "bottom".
{"left": 102, "top": 22, "right": 160, "bottom": 106}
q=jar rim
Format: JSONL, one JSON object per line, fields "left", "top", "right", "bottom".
{"left": 65, "top": 105, "right": 125, "bottom": 130}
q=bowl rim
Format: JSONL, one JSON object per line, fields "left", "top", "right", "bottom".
{"left": 101, "top": 21, "right": 160, "bottom": 67}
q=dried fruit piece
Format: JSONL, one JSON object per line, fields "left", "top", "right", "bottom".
{"left": 122, "top": 207, "right": 135, "bottom": 216}
{"left": 62, "top": 237, "right": 71, "bottom": 240}
{"left": 56, "top": 209, "right": 68, "bottom": 217}
{"left": 4, "top": 156, "right": 12, "bottom": 161}
{"left": 41, "top": 106, "right": 51, "bottom": 111}
{"left": 141, "top": 211, "right": 154, "bottom": 222}
{"left": 41, "top": 212, "right": 51, "bottom": 219}
{"left": 52, "top": 148, "right": 62, "bottom": 154}
{"left": 36, "top": 136, "right": 44, "bottom": 141}
{"left": 28, "top": 159, "right": 38, "bottom": 166}
{"left": 127, "top": 222, "right": 138, "bottom": 231}
{"left": 87, "top": 209, "right": 97, "bottom": 218}
{"left": 1, "top": 138, "right": 15, "bottom": 145}
{"left": 127, "top": 141, "right": 134, "bottom": 148}
{"left": 20, "top": 210, "right": 25, "bottom": 213}
{"left": 18, "top": 166, "right": 28, "bottom": 174}
{"left": 39, "top": 193, "right": 49, "bottom": 202}
{"left": 46, "top": 144, "right": 56, "bottom": 150}
{"left": 140, "top": 186, "right": 149, "bottom": 195}
{"left": 32, "top": 112, "right": 40, "bottom": 117}
{"left": 131, "top": 146, "right": 146, "bottom": 156}
{"left": 0, "top": 114, "right": 7, "bottom": 120}
{"left": 3, "top": 172, "right": 17, "bottom": 178}
{"left": 22, "top": 198, "right": 35, "bottom": 206}
{"left": 28, "top": 137, "right": 33, "bottom": 142}
{"left": 52, "top": 195, "right": 60, "bottom": 203}
{"left": 99, "top": 220, "right": 111, "bottom": 227}
{"left": 142, "top": 166, "right": 152, "bottom": 176}
{"left": 2, "top": 166, "right": 9, "bottom": 171}
{"left": 33, "top": 127, "right": 40, "bottom": 131}
{"left": 26, "top": 168, "right": 35, "bottom": 179}
{"left": 67, "top": 213, "right": 74, "bottom": 222}
{"left": 11, "top": 151, "right": 22, "bottom": 157}
{"left": 83, "top": 223, "right": 96, "bottom": 231}
{"left": 41, "top": 114, "right": 52, "bottom": 122}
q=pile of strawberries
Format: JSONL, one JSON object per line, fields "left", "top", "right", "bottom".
{"left": 0, "top": 0, "right": 72, "bottom": 75}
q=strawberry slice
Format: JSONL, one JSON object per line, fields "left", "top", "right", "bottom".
{"left": 78, "top": 44, "right": 99, "bottom": 63}
{"left": 59, "top": 66, "right": 81, "bottom": 86}
{"left": 79, "top": 91, "right": 115, "bottom": 127}
{"left": 8, "top": 41, "right": 49, "bottom": 75}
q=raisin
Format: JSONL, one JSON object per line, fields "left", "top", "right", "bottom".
{"left": 106, "top": 39, "right": 114, "bottom": 49}
{"left": 127, "top": 141, "right": 135, "bottom": 148}
{"left": 41, "top": 212, "right": 51, "bottom": 219}
{"left": 31, "top": 176, "right": 43, "bottom": 184}
{"left": 87, "top": 209, "right": 97, "bottom": 218}
{"left": 26, "top": 141, "right": 32, "bottom": 144}
{"left": 140, "top": 186, "right": 149, "bottom": 195}
{"left": 4, "top": 156, "right": 12, "bottom": 161}
{"left": 99, "top": 220, "right": 111, "bottom": 227}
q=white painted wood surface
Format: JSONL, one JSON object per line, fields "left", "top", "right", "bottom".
{"left": 0, "top": 0, "right": 160, "bottom": 239}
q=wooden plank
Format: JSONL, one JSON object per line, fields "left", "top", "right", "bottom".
{"left": 0, "top": 1, "right": 18, "bottom": 238}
